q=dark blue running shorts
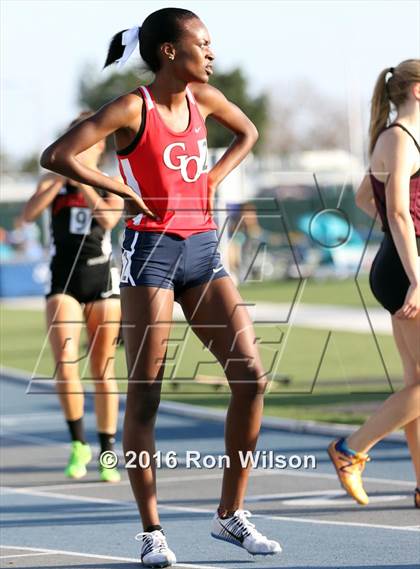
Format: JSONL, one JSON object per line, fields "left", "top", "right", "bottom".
{"left": 120, "top": 229, "right": 229, "bottom": 301}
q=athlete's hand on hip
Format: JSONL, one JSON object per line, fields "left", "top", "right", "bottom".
{"left": 124, "top": 193, "right": 160, "bottom": 221}
{"left": 395, "top": 282, "right": 420, "bottom": 319}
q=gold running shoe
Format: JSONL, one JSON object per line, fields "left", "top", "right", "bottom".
{"left": 328, "top": 439, "right": 370, "bottom": 505}
{"left": 414, "top": 487, "right": 420, "bottom": 509}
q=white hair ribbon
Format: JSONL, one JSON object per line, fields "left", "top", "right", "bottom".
{"left": 116, "top": 26, "right": 140, "bottom": 68}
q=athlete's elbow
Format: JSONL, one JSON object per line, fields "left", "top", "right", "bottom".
{"left": 387, "top": 210, "right": 410, "bottom": 227}
{"left": 40, "top": 145, "right": 65, "bottom": 173}
{"left": 247, "top": 123, "right": 259, "bottom": 144}
{"left": 40, "top": 146, "right": 55, "bottom": 171}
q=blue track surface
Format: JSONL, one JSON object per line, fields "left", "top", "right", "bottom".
{"left": 1, "top": 372, "right": 419, "bottom": 568}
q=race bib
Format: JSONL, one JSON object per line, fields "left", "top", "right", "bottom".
{"left": 70, "top": 207, "right": 92, "bottom": 235}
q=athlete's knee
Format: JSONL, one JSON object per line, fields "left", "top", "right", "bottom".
{"left": 54, "top": 362, "right": 80, "bottom": 384}
{"left": 408, "top": 383, "right": 420, "bottom": 403}
{"left": 126, "top": 382, "right": 161, "bottom": 424}
{"left": 228, "top": 366, "right": 268, "bottom": 398}
{"left": 130, "top": 395, "right": 160, "bottom": 425}
{"left": 90, "top": 358, "right": 113, "bottom": 383}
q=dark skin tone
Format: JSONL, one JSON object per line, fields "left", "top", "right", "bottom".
{"left": 41, "top": 17, "right": 266, "bottom": 528}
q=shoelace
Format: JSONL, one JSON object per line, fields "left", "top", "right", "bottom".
{"left": 340, "top": 450, "right": 370, "bottom": 473}
{"left": 233, "top": 510, "right": 266, "bottom": 541}
{"left": 135, "top": 531, "right": 168, "bottom": 554}
{"left": 353, "top": 454, "right": 370, "bottom": 472}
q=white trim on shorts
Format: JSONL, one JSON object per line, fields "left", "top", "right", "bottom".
{"left": 120, "top": 230, "right": 139, "bottom": 286}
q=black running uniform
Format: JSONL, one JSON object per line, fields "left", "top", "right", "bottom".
{"left": 369, "top": 123, "right": 420, "bottom": 314}
{"left": 46, "top": 181, "right": 120, "bottom": 304}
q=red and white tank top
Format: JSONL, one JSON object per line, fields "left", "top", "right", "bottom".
{"left": 117, "top": 85, "right": 217, "bottom": 238}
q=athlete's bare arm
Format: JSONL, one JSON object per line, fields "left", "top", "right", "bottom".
{"left": 381, "top": 128, "right": 419, "bottom": 317}
{"left": 189, "top": 83, "right": 258, "bottom": 189}
{"left": 355, "top": 174, "right": 377, "bottom": 219}
{"left": 23, "top": 174, "right": 66, "bottom": 222}
{"left": 40, "top": 94, "right": 158, "bottom": 219}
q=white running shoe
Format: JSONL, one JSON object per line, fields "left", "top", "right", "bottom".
{"left": 135, "top": 530, "right": 177, "bottom": 568}
{"left": 211, "top": 509, "right": 281, "bottom": 556}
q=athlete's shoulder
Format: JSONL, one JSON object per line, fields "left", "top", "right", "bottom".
{"left": 114, "top": 89, "right": 143, "bottom": 111}
{"left": 188, "top": 82, "right": 228, "bottom": 115}
{"left": 96, "top": 89, "right": 144, "bottom": 126}
{"left": 377, "top": 124, "right": 412, "bottom": 152}
{"left": 189, "top": 82, "right": 225, "bottom": 103}
{"left": 375, "top": 124, "right": 417, "bottom": 174}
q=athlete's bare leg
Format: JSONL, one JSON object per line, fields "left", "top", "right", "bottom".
{"left": 178, "top": 276, "right": 267, "bottom": 514}
{"left": 84, "top": 298, "right": 121, "bottom": 434}
{"left": 121, "top": 286, "right": 174, "bottom": 528}
{"left": 391, "top": 315, "right": 420, "bottom": 485}
{"left": 347, "top": 311, "right": 420, "bottom": 458}
{"left": 46, "top": 294, "right": 84, "bottom": 419}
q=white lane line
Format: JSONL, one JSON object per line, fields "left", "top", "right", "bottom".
{"left": 257, "top": 468, "right": 416, "bottom": 487}
{"left": 8, "top": 473, "right": 223, "bottom": 492}
{"left": 5, "top": 485, "right": 409, "bottom": 508}
{"left": 0, "top": 552, "right": 55, "bottom": 559}
{"left": 0, "top": 431, "right": 69, "bottom": 447}
{"left": 245, "top": 489, "right": 410, "bottom": 505}
{"left": 1, "top": 431, "right": 100, "bottom": 453}
{"left": 253, "top": 512, "right": 420, "bottom": 533}
{"left": 281, "top": 494, "right": 408, "bottom": 506}
{"left": 0, "top": 412, "right": 64, "bottom": 426}
{"left": 2, "top": 486, "right": 418, "bottom": 533}
{"left": 6, "top": 479, "right": 132, "bottom": 491}
{"left": 0, "top": 545, "right": 223, "bottom": 569}
{"left": 2, "top": 486, "right": 128, "bottom": 506}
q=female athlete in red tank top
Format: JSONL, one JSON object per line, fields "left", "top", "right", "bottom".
{"left": 40, "top": 7, "right": 281, "bottom": 565}
{"left": 118, "top": 84, "right": 217, "bottom": 237}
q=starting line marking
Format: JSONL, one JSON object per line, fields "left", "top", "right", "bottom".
{"left": 2, "top": 485, "right": 418, "bottom": 534}
{"left": 0, "top": 545, "right": 224, "bottom": 569}
{"left": 0, "top": 551, "right": 54, "bottom": 559}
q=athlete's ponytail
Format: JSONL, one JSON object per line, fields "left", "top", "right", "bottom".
{"left": 104, "top": 7, "right": 199, "bottom": 72}
{"left": 368, "top": 67, "right": 392, "bottom": 156}
{"left": 369, "top": 59, "right": 420, "bottom": 155}
{"left": 104, "top": 27, "right": 141, "bottom": 69}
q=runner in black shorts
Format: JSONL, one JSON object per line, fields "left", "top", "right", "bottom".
{"left": 23, "top": 112, "right": 123, "bottom": 483}
{"left": 327, "top": 59, "right": 420, "bottom": 509}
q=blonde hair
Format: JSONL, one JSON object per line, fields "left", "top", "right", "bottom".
{"left": 368, "top": 59, "right": 420, "bottom": 155}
